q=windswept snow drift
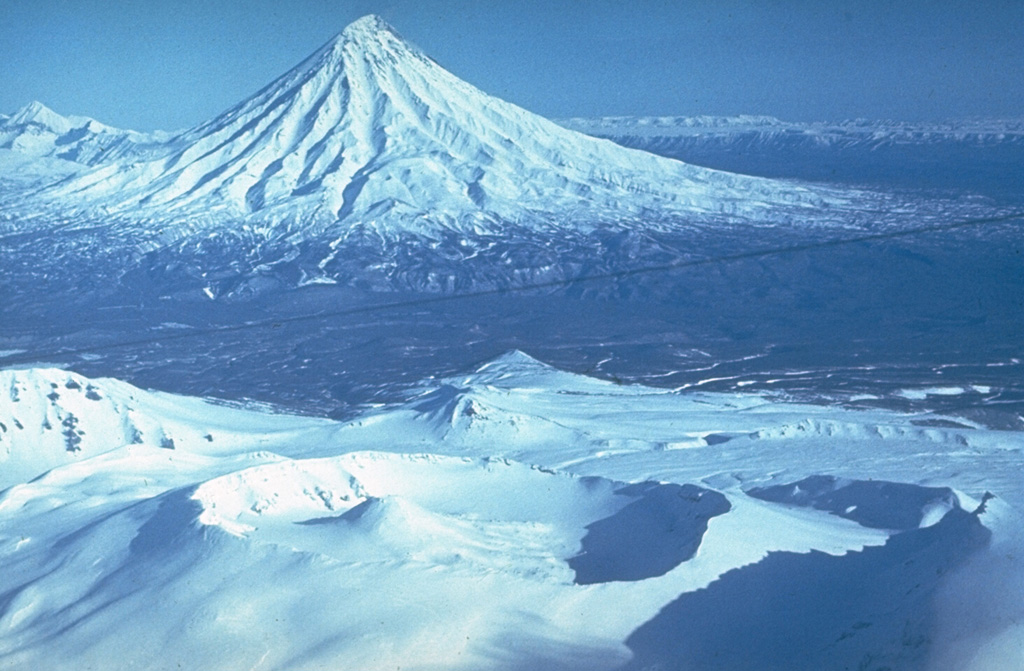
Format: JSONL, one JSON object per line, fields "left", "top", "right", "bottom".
{"left": 1, "top": 352, "right": 1020, "bottom": 670}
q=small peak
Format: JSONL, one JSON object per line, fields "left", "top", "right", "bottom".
{"left": 8, "top": 100, "right": 75, "bottom": 133}
{"left": 488, "top": 350, "right": 548, "bottom": 368}
{"left": 471, "top": 350, "right": 553, "bottom": 378}
{"left": 12, "top": 100, "right": 56, "bottom": 122}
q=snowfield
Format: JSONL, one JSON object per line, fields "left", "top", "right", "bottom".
{"left": 1, "top": 352, "right": 1020, "bottom": 670}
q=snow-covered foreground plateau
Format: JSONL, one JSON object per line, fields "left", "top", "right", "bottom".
{"left": 1, "top": 352, "right": 1020, "bottom": 670}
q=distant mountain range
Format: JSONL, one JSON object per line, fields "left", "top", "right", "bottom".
{"left": 557, "top": 115, "right": 1024, "bottom": 202}
{"left": 558, "top": 114, "right": 1024, "bottom": 144}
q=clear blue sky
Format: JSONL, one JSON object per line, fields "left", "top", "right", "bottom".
{"left": 2, "top": 0, "right": 1021, "bottom": 131}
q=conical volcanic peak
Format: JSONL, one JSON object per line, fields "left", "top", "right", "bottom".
{"left": 40, "top": 14, "right": 848, "bottom": 234}
{"left": 339, "top": 14, "right": 400, "bottom": 43}
{"left": 270, "top": 14, "right": 419, "bottom": 92}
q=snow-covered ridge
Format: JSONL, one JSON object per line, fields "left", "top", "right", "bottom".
{"left": 8, "top": 101, "right": 96, "bottom": 135}
{"left": 0, "top": 101, "right": 171, "bottom": 166}
{"left": 0, "top": 367, "right": 333, "bottom": 489}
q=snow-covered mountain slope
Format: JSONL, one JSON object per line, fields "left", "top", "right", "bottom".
{"left": 1, "top": 353, "right": 1019, "bottom": 669}
{"left": 0, "top": 367, "right": 335, "bottom": 489}
{"left": 26, "top": 15, "right": 848, "bottom": 234}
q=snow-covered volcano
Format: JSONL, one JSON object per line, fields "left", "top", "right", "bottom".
{"left": 43, "top": 15, "right": 838, "bottom": 232}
